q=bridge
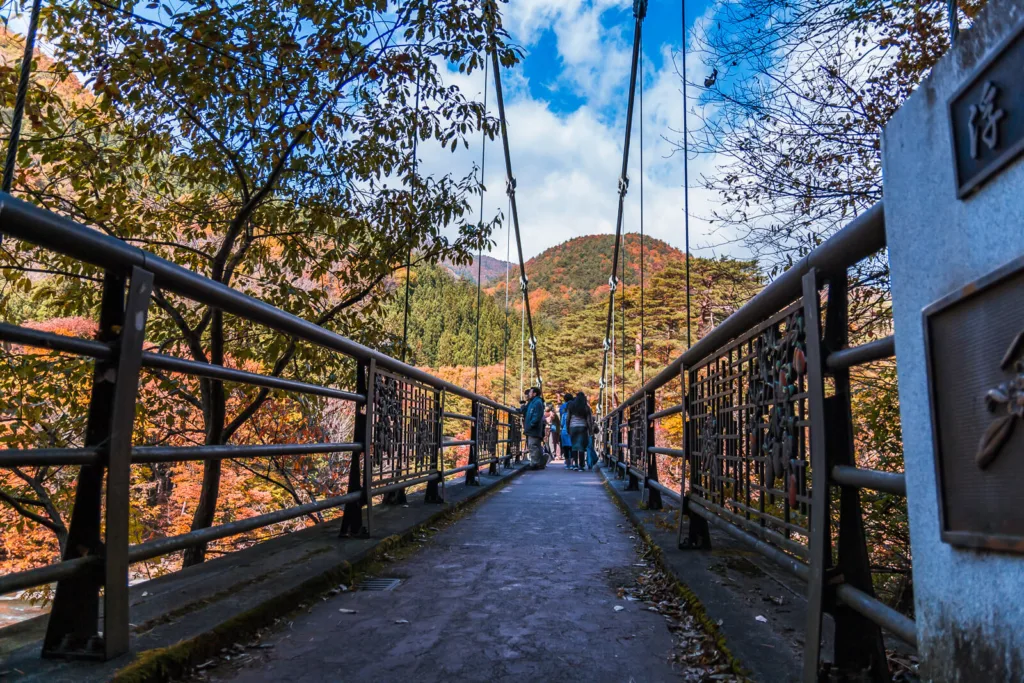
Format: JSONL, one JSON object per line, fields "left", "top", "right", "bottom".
{"left": 2, "top": 0, "right": 1024, "bottom": 681}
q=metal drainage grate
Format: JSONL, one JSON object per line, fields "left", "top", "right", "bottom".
{"left": 355, "top": 577, "right": 402, "bottom": 592}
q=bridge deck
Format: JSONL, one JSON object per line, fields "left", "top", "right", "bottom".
{"left": 209, "top": 467, "right": 681, "bottom": 682}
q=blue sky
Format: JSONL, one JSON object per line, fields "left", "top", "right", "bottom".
{"left": 13, "top": 0, "right": 730, "bottom": 263}
{"left": 422, "top": 0, "right": 737, "bottom": 262}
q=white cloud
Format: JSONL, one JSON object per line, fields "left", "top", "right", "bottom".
{"left": 416, "top": 1, "right": 750, "bottom": 264}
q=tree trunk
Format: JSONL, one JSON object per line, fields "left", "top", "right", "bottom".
{"left": 183, "top": 311, "right": 226, "bottom": 567}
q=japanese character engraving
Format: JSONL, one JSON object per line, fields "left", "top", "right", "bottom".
{"left": 968, "top": 81, "right": 1005, "bottom": 160}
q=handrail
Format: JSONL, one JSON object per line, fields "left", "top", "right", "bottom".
{"left": 612, "top": 201, "right": 886, "bottom": 412}
{"left": 0, "top": 193, "right": 516, "bottom": 412}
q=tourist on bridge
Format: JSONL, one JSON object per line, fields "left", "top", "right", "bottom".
{"left": 567, "top": 391, "right": 594, "bottom": 471}
{"left": 559, "top": 393, "right": 573, "bottom": 469}
{"left": 519, "top": 386, "right": 547, "bottom": 470}
{"left": 545, "top": 402, "right": 561, "bottom": 462}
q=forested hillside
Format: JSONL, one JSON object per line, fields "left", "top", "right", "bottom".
{"left": 493, "top": 234, "right": 686, "bottom": 327}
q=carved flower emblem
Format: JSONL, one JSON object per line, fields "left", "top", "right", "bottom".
{"left": 977, "top": 330, "right": 1024, "bottom": 469}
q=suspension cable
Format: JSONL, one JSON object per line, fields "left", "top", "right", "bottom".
{"left": 682, "top": 0, "right": 692, "bottom": 350}
{"left": 621, "top": 227, "right": 626, "bottom": 404}
{"left": 519, "top": 288, "right": 526, "bottom": 398}
{"left": 501, "top": 194, "right": 511, "bottom": 406}
{"left": 639, "top": 38, "right": 645, "bottom": 384}
{"left": 598, "top": 0, "right": 646, "bottom": 411}
{"left": 473, "top": 59, "right": 489, "bottom": 395}
{"left": 400, "top": 42, "right": 423, "bottom": 364}
{"left": 2, "top": 0, "right": 43, "bottom": 207}
{"left": 489, "top": 44, "right": 543, "bottom": 389}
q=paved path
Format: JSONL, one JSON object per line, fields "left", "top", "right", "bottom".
{"left": 212, "top": 466, "right": 681, "bottom": 682}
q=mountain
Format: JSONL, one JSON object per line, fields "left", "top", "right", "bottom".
{"left": 442, "top": 254, "right": 512, "bottom": 284}
{"left": 488, "top": 234, "right": 688, "bottom": 325}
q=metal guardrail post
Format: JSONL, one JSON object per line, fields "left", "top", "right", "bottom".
{"left": 626, "top": 405, "right": 641, "bottom": 492}
{"left": 362, "top": 359, "right": 377, "bottom": 536}
{"left": 341, "top": 361, "right": 370, "bottom": 537}
{"left": 802, "top": 268, "right": 832, "bottom": 682}
{"left": 43, "top": 272, "right": 124, "bottom": 659}
{"left": 643, "top": 392, "right": 662, "bottom": 510}
{"left": 41, "top": 268, "right": 152, "bottom": 660}
{"left": 679, "top": 364, "right": 711, "bottom": 550}
{"left": 803, "top": 269, "right": 888, "bottom": 680}
{"left": 467, "top": 399, "right": 480, "bottom": 485}
{"left": 426, "top": 391, "right": 445, "bottom": 504}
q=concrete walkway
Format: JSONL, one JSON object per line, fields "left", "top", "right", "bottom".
{"left": 212, "top": 467, "right": 681, "bottom": 682}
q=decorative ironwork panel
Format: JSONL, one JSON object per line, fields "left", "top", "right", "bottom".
{"left": 687, "top": 299, "right": 811, "bottom": 557}
{"left": 627, "top": 398, "right": 647, "bottom": 472}
{"left": 476, "top": 403, "right": 499, "bottom": 461}
{"left": 506, "top": 412, "right": 522, "bottom": 459}
{"left": 371, "top": 368, "right": 441, "bottom": 486}
{"left": 613, "top": 412, "right": 625, "bottom": 463}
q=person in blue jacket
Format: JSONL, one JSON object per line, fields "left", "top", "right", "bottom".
{"left": 520, "top": 387, "right": 547, "bottom": 470}
{"left": 559, "top": 393, "right": 573, "bottom": 469}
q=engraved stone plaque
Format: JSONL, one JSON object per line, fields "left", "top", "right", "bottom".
{"left": 924, "top": 255, "right": 1024, "bottom": 552}
{"left": 949, "top": 19, "right": 1024, "bottom": 198}
{"left": 925, "top": 254, "right": 1024, "bottom": 548}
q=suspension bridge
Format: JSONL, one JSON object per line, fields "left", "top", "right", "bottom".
{"left": 2, "top": 0, "right": 1024, "bottom": 681}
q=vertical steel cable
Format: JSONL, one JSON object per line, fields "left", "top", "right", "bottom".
{"left": 489, "top": 44, "right": 543, "bottom": 387}
{"left": 519, "top": 288, "right": 525, "bottom": 397}
{"left": 473, "top": 59, "right": 489, "bottom": 395}
{"left": 400, "top": 41, "right": 423, "bottom": 364}
{"left": 597, "top": 0, "right": 646, "bottom": 410}
{"left": 621, "top": 227, "right": 626, "bottom": 403}
{"left": 501, "top": 194, "right": 511, "bottom": 406}
{"left": 682, "top": 0, "right": 692, "bottom": 350}
{"left": 948, "top": 0, "right": 959, "bottom": 44}
{"left": 2, "top": 0, "right": 44, "bottom": 198}
{"left": 639, "top": 41, "right": 645, "bottom": 384}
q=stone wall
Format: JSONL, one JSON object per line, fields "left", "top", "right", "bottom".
{"left": 883, "top": 0, "right": 1024, "bottom": 679}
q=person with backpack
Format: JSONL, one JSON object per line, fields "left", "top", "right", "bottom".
{"left": 559, "top": 393, "right": 574, "bottom": 469}
{"left": 567, "top": 391, "right": 593, "bottom": 471}
{"left": 519, "top": 387, "right": 547, "bottom": 470}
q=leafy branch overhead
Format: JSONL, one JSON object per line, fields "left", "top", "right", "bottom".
{"left": 0, "top": 0, "right": 521, "bottom": 566}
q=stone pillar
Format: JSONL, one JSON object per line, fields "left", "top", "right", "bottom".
{"left": 882, "top": 0, "right": 1024, "bottom": 677}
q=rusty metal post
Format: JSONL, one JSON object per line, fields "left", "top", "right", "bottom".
{"left": 680, "top": 364, "right": 711, "bottom": 550}
{"left": 822, "top": 273, "right": 889, "bottom": 681}
{"left": 801, "top": 268, "right": 833, "bottom": 682}
{"left": 43, "top": 272, "right": 123, "bottom": 659}
{"left": 362, "top": 359, "right": 377, "bottom": 536}
{"left": 643, "top": 391, "right": 662, "bottom": 509}
{"left": 42, "top": 268, "right": 151, "bottom": 660}
{"left": 102, "top": 268, "right": 152, "bottom": 658}
{"left": 340, "top": 361, "right": 368, "bottom": 537}
{"left": 467, "top": 399, "right": 480, "bottom": 485}
{"left": 425, "top": 389, "right": 444, "bottom": 504}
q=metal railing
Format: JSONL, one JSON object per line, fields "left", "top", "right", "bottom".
{"left": 0, "top": 193, "right": 524, "bottom": 660}
{"left": 600, "top": 201, "right": 914, "bottom": 682}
